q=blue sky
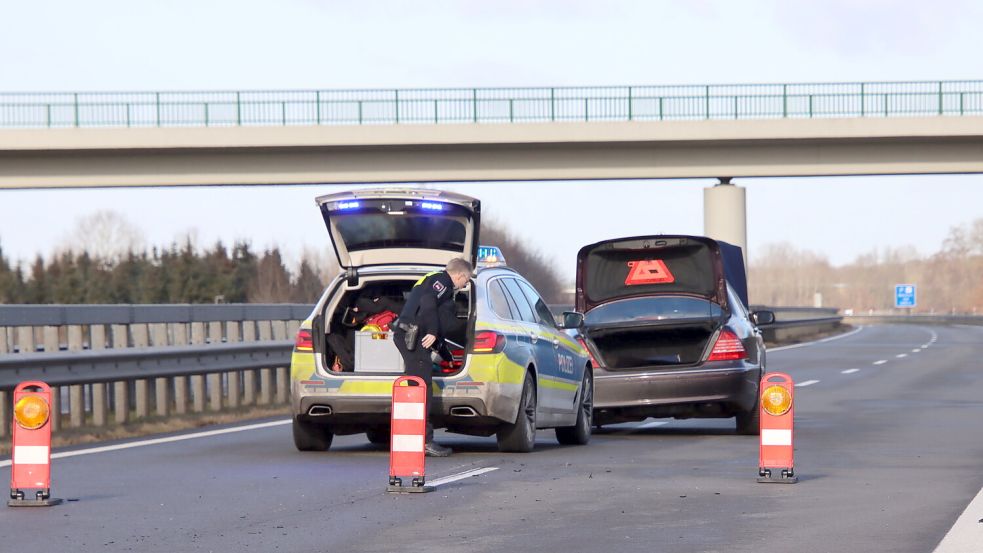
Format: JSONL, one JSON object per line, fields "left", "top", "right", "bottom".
{"left": 1, "top": 0, "right": 981, "bottom": 279}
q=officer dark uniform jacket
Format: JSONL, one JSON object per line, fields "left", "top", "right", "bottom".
{"left": 393, "top": 270, "right": 458, "bottom": 444}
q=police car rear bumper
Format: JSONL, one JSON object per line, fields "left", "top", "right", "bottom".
{"left": 295, "top": 384, "right": 520, "bottom": 427}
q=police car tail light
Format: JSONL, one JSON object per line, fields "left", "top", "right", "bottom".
{"left": 14, "top": 396, "right": 50, "bottom": 430}
{"left": 472, "top": 331, "right": 506, "bottom": 354}
{"left": 294, "top": 329, "right": 314, "bottom": 352}
{"left": 576, "top": 336, "right": 599, "bottom": 368}
{"left": 707, "top": 329, "right": 747, "bottom": 361}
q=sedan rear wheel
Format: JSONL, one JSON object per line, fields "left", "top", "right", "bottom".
{"left": 497, "top": 372, "right": 537, "bottom": 453}
{"left": 735, "top": 390, "right": 761, "bottom": 435}
{"left": 555, "top": 369, "right": 593, "bottom": 445}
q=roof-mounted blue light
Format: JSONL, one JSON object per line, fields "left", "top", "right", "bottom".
{"left": 419, "top": 201, "right": 444, "bottom": 211}
{"left": 335, "top": 201, "right": 360, "bottom": 210}
{"left": 477, "top": 245, "right": 507, "bottom": 267}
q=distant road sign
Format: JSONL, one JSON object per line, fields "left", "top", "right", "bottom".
{"left": 895, "top": 284, "right": 916, "bottom": 308}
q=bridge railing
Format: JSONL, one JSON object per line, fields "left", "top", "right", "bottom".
{"left": 2, "top": 80, "right": 982, "bottom": 128}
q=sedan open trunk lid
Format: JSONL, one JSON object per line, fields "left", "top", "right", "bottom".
{"left": 575, "top": 235, "right": 747, "bottom": 313}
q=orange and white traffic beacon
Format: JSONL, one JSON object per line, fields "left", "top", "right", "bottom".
{"left": 9, "top": 381, "right": 63, "bottom": 506}
{"left": 386, "top": 376, "right": 433, "bottom": 493}
{"left": 757, "top": 373, "right": 798, "bottom": 484}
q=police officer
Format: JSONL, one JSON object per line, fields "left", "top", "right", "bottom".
{"left": 393, "top": 257, "right": 473, "bottom": 457}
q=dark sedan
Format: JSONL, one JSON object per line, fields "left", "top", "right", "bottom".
{"left": 570, "top": 235, "right": 773, "bottom": 434}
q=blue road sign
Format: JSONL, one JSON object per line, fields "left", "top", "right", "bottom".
{"left": 895, "top": 284, "right": 916, "bottom": 308}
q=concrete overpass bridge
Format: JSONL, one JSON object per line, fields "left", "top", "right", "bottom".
{"left": 1, "top": 80, "right": 982, "bottom": 256}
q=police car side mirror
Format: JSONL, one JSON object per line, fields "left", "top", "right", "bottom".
{"left": 560, "top": 311, "right": 584, "bottom": 329}
{"left": 751, "top": 310, "right": 775, "bottom": 326}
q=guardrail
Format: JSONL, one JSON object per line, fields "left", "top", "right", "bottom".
{"left": 2, "top": 80, "right": 981, "bottom": 128}
{"left": 752, "top": 306, "right": 843, "bottom": 343}
{"left": 845, "top": 314, "right": 983, "bottom": 326}
{"left": 0, "top": 304, "right": 313, "bottom": 439}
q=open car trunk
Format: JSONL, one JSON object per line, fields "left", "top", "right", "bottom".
{"left": 583, "top": 318, "right": 722, "bottom": 369}
{"left": 317, "top": 276, "right": 472, "bottom": 375}
{"left": 575, "top": 235, "right": 745, "bottom": 370}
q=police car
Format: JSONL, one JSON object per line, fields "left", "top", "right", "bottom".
{"left": 290, "top": 189, "right": 593, "bottom": 453}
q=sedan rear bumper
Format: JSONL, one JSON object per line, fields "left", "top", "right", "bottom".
{"left": 593, "top": 363, "right": 761, "bottom": 421}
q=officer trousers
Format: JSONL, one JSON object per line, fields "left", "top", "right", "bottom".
{"left": 393, "top": 329, "right": 436, "bottom": 442}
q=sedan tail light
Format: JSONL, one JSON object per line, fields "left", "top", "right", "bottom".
{"left": 576, "top": 336, "right": 599, "bottom": 368}
{"left": 707, "top": 329, "right": 747, "bottom": 361}
{"left": 472, "top": 330, "right": 506, "bottom": 354}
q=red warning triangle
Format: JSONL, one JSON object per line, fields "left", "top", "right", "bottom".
{"left": 625, "top": 259, "right": 675, "bottom": 285}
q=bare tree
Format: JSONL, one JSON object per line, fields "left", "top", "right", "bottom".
{"left": 57, "top": 210, "right": 146, "bottom": 265}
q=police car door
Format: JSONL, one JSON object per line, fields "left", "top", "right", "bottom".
{"left": 516, "top": 279, "right": 582, "bottom": 416}
{"left": 500, "top": 278, "right": 562, "bottom": 415}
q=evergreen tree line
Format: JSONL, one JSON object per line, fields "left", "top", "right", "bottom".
{"left": 0, "top": 217, "right": 568, "bottom": 305}
{"left": 0, "top": 240, "right": 325, "bottom": 304}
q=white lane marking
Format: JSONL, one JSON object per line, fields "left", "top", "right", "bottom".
{"left": 929, "top": 329, "right": 938, "bottom": 342}
{"left": 428, "top": 467, "right": 499, "bottom": 487}
{"left": 922, "top": 344, "right": 931, "bottom": 349}
{"left": 841, "top": 369, "right": 861, "bottom": 374}
{"left": 933, "top": 485, "right": 983, "bottom": 553}
{"left": 0, "top": 419, "right": 292, "bottom": 468}
{"left": 896, "top": 353, "right": 908, "bottom": 359}
{"left": 769, "top": 325, "right": 864, "bottom": 352}
{"left": 795, "top": 380, "right": 820, "bottom": 387}
{"left": 912, "top": 349, "right": 921, "bottom": 353}
{"left": 873, "top": 360, "right": 888, "bottom": 365}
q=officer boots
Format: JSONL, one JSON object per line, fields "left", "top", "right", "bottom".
{"left": 425, "top": 441, "right": 452, "bottom": 457}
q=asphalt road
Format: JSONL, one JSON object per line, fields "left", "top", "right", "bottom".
{"left": 2, "top": 324, "right": 982, "bottom": 553}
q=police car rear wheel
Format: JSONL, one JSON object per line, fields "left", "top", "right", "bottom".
{"left": 293, "top": 417, "right": 334, "bottom": 451}
{"left": 366, "top": 427, "right": 390, "bottom": 447}
{"left": 556, "top": 369, "right": 593, "bottom": 446}
{"left": 497, "top": 372, "right": 536, "bottom": 453}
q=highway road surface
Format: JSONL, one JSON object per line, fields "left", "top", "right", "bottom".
{"left": 2, "top": 324, "right": 982, "bottom": 552}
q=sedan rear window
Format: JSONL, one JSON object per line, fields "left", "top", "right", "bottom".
{"left": 585, "top": 297, "right": 722, "bottom": 326}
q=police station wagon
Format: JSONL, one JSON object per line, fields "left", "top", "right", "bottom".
{"left": 290, "top": 189, "right": 593, "bottom": 453}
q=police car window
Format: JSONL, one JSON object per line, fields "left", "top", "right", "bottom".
{"left": 488, "top": 280, "right": 515, "bottom": 320}
{"left": 334, "top": 213, "right": 467, "bottom": 252}
{"left": 517, "top": 280, "right": 557, "bottom": 328}
{"left": 501, "top": 279, "right": 537, "bottom": 324}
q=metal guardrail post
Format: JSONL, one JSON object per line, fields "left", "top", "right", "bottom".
{"left": 550, "top": 87, "right": 555, "bottom": 121}
{"left": 782, "top": 84, "right": 788, "bottom": 117}
{"left": 705, "top": 85, "right": 710, "bottom": 119}
{"left": 472, "top": 88, "right": 478, "bottom": 123}
{"left": 938, "top": 81, "right": 944, "bottom": 115}
{"left": 155, "top": 92, "right": 161, "bottom": 126}
{"left": 237, "top": 91, "right": 242, "bottom": 125}
{"left": 860, "top": 83, "right": 865, "bottom": 116}
{"left": 73, "top": 93, "right": 79, "bottom": 127}
{"left": 394, "top": 89, "right": 400, "bottom": 123}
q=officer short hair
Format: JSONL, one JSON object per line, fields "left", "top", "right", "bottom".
{"left": 446, "top": 257, "right": 473, "bottom": 276}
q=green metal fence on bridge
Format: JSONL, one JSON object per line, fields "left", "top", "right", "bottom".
{"left": 2, "top": 80, "right": 982, "bottom": 129}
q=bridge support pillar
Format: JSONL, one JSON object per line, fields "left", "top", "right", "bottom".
{"left": 704, "top": 177, "right": 748, "bottom": 266}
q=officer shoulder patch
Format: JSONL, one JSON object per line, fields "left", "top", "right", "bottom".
{"left": 432, "top": 280, "right": 446, "bottom": 297}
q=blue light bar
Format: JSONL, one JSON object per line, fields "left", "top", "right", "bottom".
{"left": 335, "top": 201, "right": 360, "bottom": 210}
{"left": 477, "top": 245, "right": 506, "bottom": 267}
{"left": 419, "top": 201, "right": 444, "bottom": 211}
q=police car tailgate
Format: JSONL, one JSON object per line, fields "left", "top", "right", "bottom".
{"left": 316, "top": 189, "right": 481, "bottom": 269}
